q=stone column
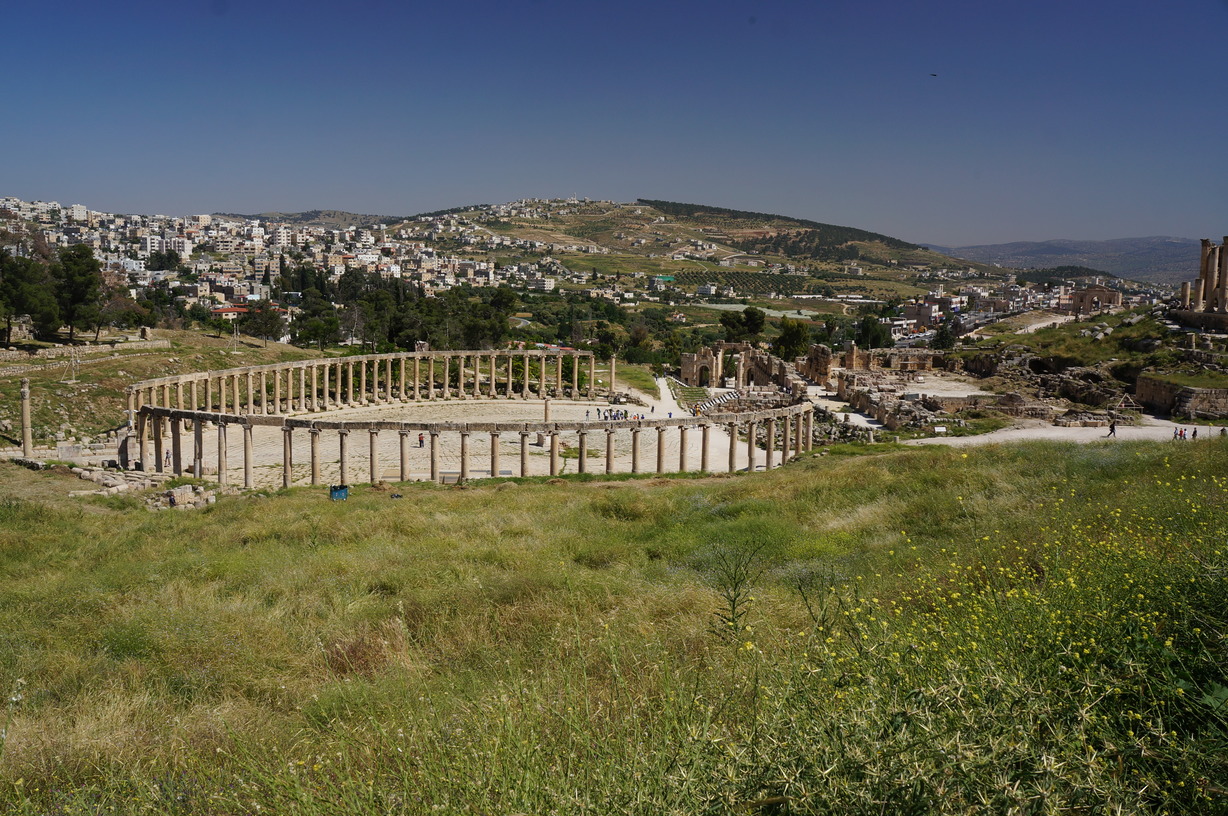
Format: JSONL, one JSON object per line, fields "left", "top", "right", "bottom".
{"left": 588, "top": 355, "right": 596, "bottom": 398}
{"left": 402, "top": 430, "right": 412, "bottom": 481}
{"left": 338, "top": 428, "right": 351, "bottom": 486}
{"left": 429, "top": 431, "right": 440, "bottom": 482}
{"left": 413, "top": 357, "right": 422, "bottom": 400}
{"left": 522, "top": 353, "right": 530, "bottom": 399}
{"left": 260, "top": 371, "right": 269, "bottom": 414}
{"left": 429, "top": 356, "right": 437, "bottom": 400}
{"left": 605, "top": 429, "right": 615, "bottom": 474}
{"left": 442, "top": 356, "right": 451, "bottom": 399}
{"left": 474, "top": 355, "right": 483, "bottom": 398}
{"left": 506, "top": 354, "right": 514, "bottom": 397}
{"left": 631, "top": 427, "right": 641, "bottom": 474}
{"left": 309, "top": 428, "right": 321, "bottom": 485}
{"left": 459, "top": 430, "right": 470, "bottom": 481}
{"left": 242, "top": 425, "right": 253, "bottom": 489}
{"left": 216, "top": 423, "right": 228, "bottom": 486}
{"left": 519, "top": 430, "right": 530, "bottom": 477}
{"left": 782, "top": 415, "right": 792, "bottom": 463}
{"left": 656, "top": 426, "right": 667, "bottom": 474}
{"left": 538, "top": 353, "right": 546, "bottom": 396}
{"left": 399, "top": 358, "right": 407, "bottom": 402}
{"left": 153, "top": 417, "right": 165, "bottom": 474}
{"left": 136, "top": 414, "right": 148, "bottom": 470}
{"left": 456, "top": 356, "right": 465, "bottom": 399}
{"left": 189, "top": 380, "right": 198, "bottom": 412}
{"left": 19, "top": 378, "right": 32, "bottom": 457}
{"left": 804, "top": 411, "right": 813, "bottom": 452}
{"left": 245, "top": 372, "right": 255, "bottom": 414}
{"left": 274, "top": 370, "right": 283, "bottom": 413}
{"left": 490, "top": 431, "right": 501, "bottom": 478}
{"left": 571, "top": 353, "right": 579, "bottom": 397}
{"left": 283, "top": 428, "right": 294, "bottom": 488}
{"left": 746, "top": 421, "right": 758, "bottom": 473}
{"left": 727, "top": 423, "right": 738, "bottom": 473}
{"left": 231, "top": 374, "right": 241, "bottom": 415}
{"left": 193, "top": 419, "right": 203, "bottom": 478}
{"left": 549, "top": 432, "right": 559, "bottom": 476}
{"left": 765, "top": 418, "right": 776, "bottom": 469}
{"left": 387, "top": 358, "right": 395, "bottom": 401}
{"left": 346, "top": 361, "right": 355, "bottom": 405}
{"left": 204, "top": 377, "right": 213, "bottom": 413}
{"left": 310, "top": 365, "right": 319, "bottom": 411}
{"left": 369, "top": 429, "right": 380, "bottom": 484}
{"left": 555, "top": 354, "right": 563, "bottom": 393}
{"left": 171, "top": 417, "right": 183, "bottom": 476}
{"left": 175, "top": 381, "right": 184, "bottom": 411}
{"left": 489, "top": 355, "right": 497, "bottom": 397}
{"left": 577, "top": 430, "right": 587, "bottom": 474}
{"left": 701, "top": 424, "right": 711, "bottom": 472}
{"left": 298, "top": 367, "right": 307, "bottom": 412}
{"left": 679, "top": 426, "right": 689, "bottom": 472}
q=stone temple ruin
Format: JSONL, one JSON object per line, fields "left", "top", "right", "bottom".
{"left": 1176, "top": 237, "right": 1228, "bottom": 330}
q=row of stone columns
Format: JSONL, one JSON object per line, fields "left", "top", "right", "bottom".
{"left": 128, "top": 352, "right": 603, "bottom": 418}
{"left": 147, "top": 409, "right": 814, "bottom": 487}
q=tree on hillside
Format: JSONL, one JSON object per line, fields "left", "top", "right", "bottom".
{"left": 932, "top": 321, "right": 956, "bottom": 350}
{"left": 853, "top": 314, "right": 894, "bottom": 349}
{"left": 51, "top": 245, "right": 102, "bottom": 342}
{"left": 239, "top": 300, "right": 286, "bottom": 347}
{"left": 773, "top": 316, "right": 812, "bottom": 360}
{"left": 0, "top": 249, "right": 60, "bottom": 341}
{"left": 146, "top": 249, "right": 181, "bottom": 272}
{"left": 720, "top": 306, "right": 767, "bottom": 343}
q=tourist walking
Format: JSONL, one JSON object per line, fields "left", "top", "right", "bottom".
{"left": 1106, "top": 420, "right": 1116, "bottom": 438}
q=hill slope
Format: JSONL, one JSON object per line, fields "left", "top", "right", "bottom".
{"left": 928, "top": 236, "right": 1199, "bottom": 283}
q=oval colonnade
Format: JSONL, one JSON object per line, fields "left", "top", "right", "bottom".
{"left": 127, "top": 349, "right": 815, "bottom": 488}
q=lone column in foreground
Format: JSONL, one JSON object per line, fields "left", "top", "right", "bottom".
{"left": 20, "top": 378, "right": 33, "bottom": 457}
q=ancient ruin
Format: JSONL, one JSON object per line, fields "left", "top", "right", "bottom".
{"left": 1176, "top": 237, "right": 1228, "bottom": 330}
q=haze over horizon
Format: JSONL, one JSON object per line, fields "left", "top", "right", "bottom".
{"left": 3, "top": 0, "right": 1225, "bottom": 247}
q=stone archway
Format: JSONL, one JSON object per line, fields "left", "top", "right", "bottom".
{"left": 698, "top": 365, "right": 711, "bottom": 387}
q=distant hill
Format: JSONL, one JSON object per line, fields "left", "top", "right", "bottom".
{"left": 925, "top": 237, "right": 1199, "bottom": 284}
{"left": 212, "top": 209, "right": 406, "bottom": 228}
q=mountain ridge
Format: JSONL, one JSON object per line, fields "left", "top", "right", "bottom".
{"left": 925, "top": 236, "right": 1198, "bottom": 284}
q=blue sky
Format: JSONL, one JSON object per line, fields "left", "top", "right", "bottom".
{"left": 2, "top": 0, "right": 1225, "bottom": 245}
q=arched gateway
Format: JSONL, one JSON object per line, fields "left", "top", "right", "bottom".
{"left": 126, "top": 348, "right": 814, "bottom": 489}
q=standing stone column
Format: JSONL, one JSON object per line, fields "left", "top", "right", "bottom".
{"left": 260, "top": 370, "right": 269, "bottom": 414}
{"left": 429, "top": 431, "right": 440, "bottom": 482}
{"left": 727, "top": 423, "right": 739, "bottom": 473}
{"left": 456, "top": 356, "right": 465, "bottom": 399}
{"left": 782, "top": 415, "right": 792, "bottom": 463}
{"left": 549, "top": 432, "right": 559, "bottom": 476}
{"left": 522, "top": 353, "right": 531, "bottom": 399}
{"left": 19, "top": 378, "right": 32, "bottom": 457}
{"left": 489, "top": 355, "right": 498, "bottom": 397}
{"left": 413, "top": 357, "right": 422, "bottom": 400}
{"left": 193, "top": 419, "right": 204, "bottom": 478}
{"left": 273, "top": 370, "right": 282, "bottom": 414}
{"left": 701, "top": 424, "right": 711, "bottom": 472}
{"left": 189, "top": 380, "right": 198, "bottom": 412}
{"left": 242, "top": 425, "right": 254, "bottom": 489}
{"left": 369, "top": 428, "right": 380, "bottom": 484}
{"left": 490, "top": 431, "right": 501, "bottom": 478}
{"left": 136, "top": 414, "right": 148, "bottom": 471}
{"left": 459, "top": 430, "right": 470, "bottom": 481}
{"left": 204, "top": 377, "right": 213, "bottom": 413}
{"left": 176, "top": 381, "right": 184, "bottom": 411}
{"left": 171, "top": 417, "right": 183, "bottom": 476}
{"left": 338, "top": 428, "right": 350, "bottom": 486}
{"left": 631, "top": 427, "right": 641, "bottom": 474}
{"left": 442, "top": 356, "right": 451, "bottom": 400}
{"left": 538, "top": 353, "right": 546, "bottom": 397}
{"left": 231, "top": 374, "right": 240, "bottom": 415}
{"left": 346, "top": 361, "right": 355, "bottom": 405}
{"left": 386, "top": 358, "right": 395, "bottom": 401}
{"left": 571, "top": 353, "right": 579, "bottom": 397}
{"left": 678, "top": 426, "right": 689, "bottom": 472}
{"left": 577, "top": 430, "right": 587, "bottom": 474}
{"left": 310, "top": 365, "right": 319, "bottom": 411}
{"left": 765, "top": 418, "right": 776, "bottom": 469}
{"left": 246, "top": 372, "right": 255, "bottom": 414}
{"left": 153, "top": 417, "right": 165, "bottom": 474}
{"left": 519, "top": 430, "right": 530, "bottom": 476}
{"left": 309, "top": 428, "right": 321, "bottom": 485}
{"left": 217, "top": 423, "right": 228, "bottom": 486}
{"left": 429, "top": 356, "right": 437, "bottom": 400}
{"left": 555, "top": 354, "right": 563, "bottom": 393}
{"left": 588, "top": 355, "right": 596, "bottom": 398}
{"left": 283, "top": 428, "right": 294, "bottom": 488}
{"left": 746, "top": 421, "right": 758, "bottom": 473}
{"left": 605, "top": 428, "right": 615, "bottom": 475}
{"left": 399, "top": 431, "right": 410, "bottom": 481}
{"left": 506, "top": 354, "right": 514, "bottom": 397}
{"left": 656, "top": 426, "right": 667, "bottom": 474}
{"left": 298, "top": 367, "right": 307, "bottom": 412}
{"left": 399, "top": 358, "right": 407, "bottom": 402}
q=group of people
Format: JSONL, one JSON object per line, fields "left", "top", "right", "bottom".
{"left": 1171, "top": 426, "right": 1222, "bottom": 440}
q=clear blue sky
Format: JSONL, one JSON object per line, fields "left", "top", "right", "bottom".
{"left": 2, "top": 0, "right": 1225, "bottom": 245}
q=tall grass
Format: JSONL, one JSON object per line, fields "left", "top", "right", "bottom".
{"left": 0, "top": 439, "right": 1225, "bottom": 813}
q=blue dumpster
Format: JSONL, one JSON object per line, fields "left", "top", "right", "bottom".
{"left": 330, "top": 484, "right": 349, "bottom": 501}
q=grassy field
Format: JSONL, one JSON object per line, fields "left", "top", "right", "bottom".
{"left": 0, "top": 437, "right": 1225, "bottom": 814}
